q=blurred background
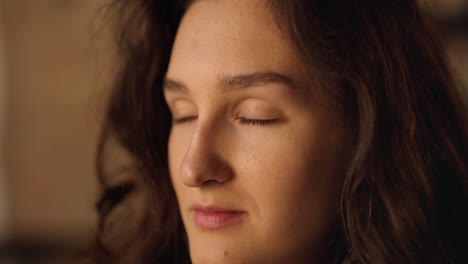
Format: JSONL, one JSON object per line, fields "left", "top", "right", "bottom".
{"left": 0, "top": 0, "right": 114, "bottom": 263}
{"left": 0, "top": 0, "right": 466, "bottom": 263}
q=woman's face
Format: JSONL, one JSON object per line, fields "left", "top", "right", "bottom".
{"left": 164, "top": 1, "right": 346, "bottom": 263}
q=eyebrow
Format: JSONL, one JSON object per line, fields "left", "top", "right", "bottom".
{"left": 163, "top": 71, "right": 294, "bottom": 93}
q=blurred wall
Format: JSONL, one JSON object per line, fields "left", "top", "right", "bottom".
{"left": 0, "top": 2, "right": 10, "bottom": 244}
{"left": 1, "top": 0, "right": 113, "bottom": 251}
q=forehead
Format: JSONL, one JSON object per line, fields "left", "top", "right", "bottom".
{"left": 166, "top": 0, "right": 307, "bottom": 88}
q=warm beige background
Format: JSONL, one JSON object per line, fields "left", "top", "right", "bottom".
{"left": 1, "top": 0, "right": 114, "bottom": 249}
{"left": 0, "top": 1, "right": 9, "bottom": 243}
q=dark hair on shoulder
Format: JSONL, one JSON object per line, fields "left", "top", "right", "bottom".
{"left": 94, "top": 0, "right": 468, "bottom": 263}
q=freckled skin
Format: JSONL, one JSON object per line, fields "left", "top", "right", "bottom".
{"left": 164, "top": 1, "right": 347, "bottom": 263}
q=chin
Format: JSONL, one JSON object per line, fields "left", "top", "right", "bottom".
{"left": 188, "top": 236, "right": 250, "bottom": 264}
{"left": 189, "top": 249, "right": 245, "bottom": 264}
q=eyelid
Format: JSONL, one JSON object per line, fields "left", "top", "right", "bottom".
{"left": 234, "top": 100, "right": 283, "bottom": 120}
{"left": 234, "top": 106, "right": 284, "bottom": 127}
{"left": 236, "top": 117, "right": 280, "bottom": 126}
{"left": 173, "top": 115, "right": 197, "bottom": 124}
{"left": 168, "top": 99, "right": 197, "bottom": 123}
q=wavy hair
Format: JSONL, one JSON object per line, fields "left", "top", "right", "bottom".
{"left": 94, "top": 0, "right": 468, "bottom": 263}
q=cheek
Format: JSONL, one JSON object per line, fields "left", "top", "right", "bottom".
{"left": 235, "top": 122, "right": 343, "bottom": 244}
{"left": 167, "top": 129, "right": 189, "bottom": 191}
{"left": 241, "top": 136, "right": 332, "bottom": 210}
{"left": 236, "top": 123, "right": 338, "bottom": 197}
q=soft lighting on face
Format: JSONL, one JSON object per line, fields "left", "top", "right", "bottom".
{"left": 165, "top": 0, "right": 347, "bottom": 263}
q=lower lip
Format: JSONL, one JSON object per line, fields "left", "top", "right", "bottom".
{"left": 193, "top": 210, "right": 246, "bottom": 229}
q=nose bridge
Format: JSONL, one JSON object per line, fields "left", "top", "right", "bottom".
{"left": 179, "top": 119, "right": 231, "bottom": 187}
{"left": 186, "top": 124, "right": 211, "bottom": 166}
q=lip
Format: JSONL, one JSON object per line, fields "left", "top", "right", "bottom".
{"left": 191, "top": 205, "right": 246, "bottom": 229}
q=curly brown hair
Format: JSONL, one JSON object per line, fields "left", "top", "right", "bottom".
{"left": 94, "top": 0, "right": 468, "bottom": 263}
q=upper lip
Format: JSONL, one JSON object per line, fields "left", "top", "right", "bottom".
{"left": 190, "top": 203, "right": 245, "bottom": 213}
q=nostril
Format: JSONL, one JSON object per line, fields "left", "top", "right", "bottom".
{"left": 179, "top": 149, "right": 234, "bottom": 187}
{"left": 201, "top": 178, "right": 221, "bottom": 186}
{"left": 177, "top": 124, "right": 234, "bottom": 187}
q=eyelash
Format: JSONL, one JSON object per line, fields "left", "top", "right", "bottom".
{"left": 173, "top": 116, "right": 278, "bottom": 126}
{"left": 173, "top": 116, "right": 197, "bottom": 124}
{"left": 236, "top": 117, "right": 278, "bottom": 126}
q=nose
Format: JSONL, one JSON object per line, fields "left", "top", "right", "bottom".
{"left": 179, "top": 123, "right": 233, "bottom": 187}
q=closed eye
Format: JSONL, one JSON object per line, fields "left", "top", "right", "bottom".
{"left": 173, "top": 116, "right": 279, "bottom": 126}
{"left": 237, "top": 117, "right": 279, "bottom": 126}
{"left": 173, "top": 116, "right": 198, "bottom": 124}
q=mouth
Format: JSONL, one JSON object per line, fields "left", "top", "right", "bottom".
{"left": 191, "top": 205, "right": 246, "bottom": 229}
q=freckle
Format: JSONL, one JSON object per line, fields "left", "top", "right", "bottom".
{"left": 223, "top": 250, "right": 228, "bottom": 257}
